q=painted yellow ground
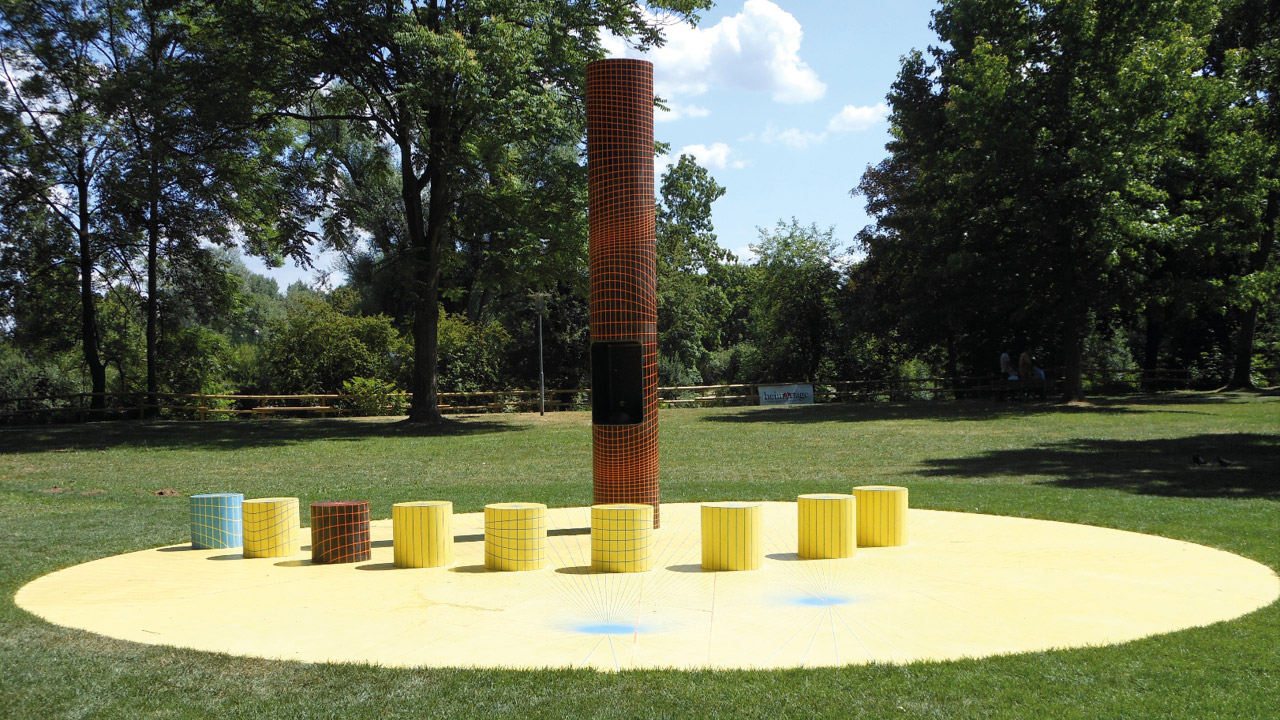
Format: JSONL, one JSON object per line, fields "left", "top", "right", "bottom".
{"left": 15, "top": 503, "right": 1279, "bottom": 671}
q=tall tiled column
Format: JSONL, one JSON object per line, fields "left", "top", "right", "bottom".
{"left": 586, "top": 59, "right": 660, "bottom": 525}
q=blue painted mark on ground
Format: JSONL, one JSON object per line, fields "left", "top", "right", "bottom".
{"left": 574, "top": 622, "right": 639, "bottom": 635}
{"left": 792, "top": 595, "right": 854, "bottom": 607}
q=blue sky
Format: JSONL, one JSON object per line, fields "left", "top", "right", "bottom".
{"left": 245, "top": 0, "right": 942, "bottom": 287}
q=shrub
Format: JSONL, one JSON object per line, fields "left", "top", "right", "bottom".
{"left": 342, "top": 376, "right": 405, "bottom": 416}
{"left": 264, "top": 297, "right": 408, "bottom": 393}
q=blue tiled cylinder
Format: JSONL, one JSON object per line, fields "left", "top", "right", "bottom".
{"left": 190, "top": 493, "right": 244, "bottom": 549}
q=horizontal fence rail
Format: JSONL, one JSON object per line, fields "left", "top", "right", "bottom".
{"left": 0, "top": 367, "right": 1215, "bottom": 424}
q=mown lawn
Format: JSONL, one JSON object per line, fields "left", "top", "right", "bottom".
{"left": 1, "top": 393, "right": 1277, "bottom": 719}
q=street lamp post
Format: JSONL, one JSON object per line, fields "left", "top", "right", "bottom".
{"left": 529, "top": 292, "right": 550, "bottom": 416}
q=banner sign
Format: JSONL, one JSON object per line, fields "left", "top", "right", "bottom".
{"left": 758, "top": 383, "right": 814, "bottom": 406}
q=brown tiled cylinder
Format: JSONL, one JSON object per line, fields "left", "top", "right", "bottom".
{"left": 310, "top": 501, "right": 371, "bottom": 564}
{"left": 586, "top": 59, "right": 660, "bottom": 526}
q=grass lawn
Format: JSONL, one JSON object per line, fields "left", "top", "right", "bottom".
{"left": 1, "top": 393, "right": 1277, "bottom": 719}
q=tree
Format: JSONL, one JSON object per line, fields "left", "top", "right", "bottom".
{"left": 1, "top": 0, "right": 122, "bottom": 409}
{"left": 1, "top": 0, "right": 313, "bottom": 411}
{"left": 655, "top": 154, "right": 731, "bottom": 384}
{"left": 264, "top": 294, "right": 406, "bottom": 394}
{"left": 0, "top": 202, "right": 81, "bottom": 355}
{"left": 851, "top": 50, "right": 971, "bottom": 377}
{"left": 1214, "top": 0, "right": 1280, "bottom": 389}
{"left": 100, "top": 0, "right": 319, "bottom": 414}
{"left": 856, "top": 0, "right": 1217, "bottom": 399}
{"left": 268, "top": 0, "right": 710, "bottom": 422}
{"left": 748, "top": 219, "right": 842, "bottom": 382}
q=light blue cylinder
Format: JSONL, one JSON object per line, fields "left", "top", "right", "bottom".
{"left": 190, "top": 493, "right": 244, "bottom": 549}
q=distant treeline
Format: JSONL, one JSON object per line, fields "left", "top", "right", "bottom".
{"left": 1, "top": 1, "right": 1276, "bottom": 414}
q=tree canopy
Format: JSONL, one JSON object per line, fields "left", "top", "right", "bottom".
{"left": 2, "top": 0, "right": 1278, "bottom": 417}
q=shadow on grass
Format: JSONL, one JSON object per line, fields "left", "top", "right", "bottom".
{"left": 919, "top": 433, "right": 1280, "bottom": 499}
{"left": 0, "top": 416, "right": 524, "bottom": 455}
{"left": 701, "top": 400, "right": 1119, "bottom": 425}
{"left": 698, "top": 393, "right": 1261, "bottom": 425}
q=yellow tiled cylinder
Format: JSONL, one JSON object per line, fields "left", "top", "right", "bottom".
{"left": 484, "top": 503, "right": 547, "bottom": 571}
{"left": 242, "top": 497, "right": 301, "bottom": 558}
{"left": 797, "top": 493, "right": 857, "bottom": 559}
{"left": 851, "top": 485, "right": 908, "bottom": 547}
{"left": 591, "top": 504, "right": 654, "bottom": 573}
{"left": 701, "top": 502, "right": 763, "bottom": 571}
{"left": 393, "top": 501, "right": 454, "bottom": 568}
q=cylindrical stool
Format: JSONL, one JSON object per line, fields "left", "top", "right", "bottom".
{"left": 701, "top": 502, "right": 763, "bottom": 571}
{"left": 485, "top": 503, "right": 547, "bottom": 571}
{"left": 242, "top": 497, "right": 301, "bottom": 558}
{"left": 591, "top": 504, "right": 654, "bottom": 573}
{"left": 393, "top": 501, "right": 454, "bottom": 568}
{"left": 797, "top": 493, "right": 857, "bottom": 559}
{"left": 311, "top": 501, "right": 372, "bottom": 564}
{"left": 190, "top": 492, "right": 243, "bottom": 549}
{"left": 851, "top": 485, "right": 909, "bottom": 547}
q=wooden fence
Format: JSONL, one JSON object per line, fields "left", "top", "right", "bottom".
{"left": 0, "top": 367, "right": 1200, "bottom": 424}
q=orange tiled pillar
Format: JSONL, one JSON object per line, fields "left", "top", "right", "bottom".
{"left": 586, "top": 59, "right": 660, "bottom": 526}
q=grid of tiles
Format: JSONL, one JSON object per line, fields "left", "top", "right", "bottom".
{"left": 189, "top": 493, "right": 244, "bottom": 550}
{"left": 701, "top": 502, "right": 763, "bottom": 571}
{"left": 851, "top": 486, "right": 909, "bottom": 547}
{"left": 242, "top": 497, "right": 301, "bottom": 558}
{"left": 586, "top": 58, "right": 661, "bottom": 526}
{"left": 392, "top": 501, "right": 454, "bottom": 569}
{"left": 310, "top": 501, "right": 372, "bottom": 564}
{"left": 484, "top": 503, "right": 547, "bottom": 571}
{"left": 590, "top": 503, "right": 654, "bottom": 573}
{"left": 797, "top": 493, "right": 857, "bottom": 559}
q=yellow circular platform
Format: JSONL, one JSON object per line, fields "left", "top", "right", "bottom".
{"left": 15, "top": 502, "right": 1278, "bottom": 671}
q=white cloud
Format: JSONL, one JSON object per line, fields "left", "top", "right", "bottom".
{"left": 657, "top": 142, "right": 747, "bottom": 175}
{"left": 656, "top": 102, "right": 711, "bottom": 123}
{"left": 827, "top": 102, "right": 890, "bottom": 132}
{"left": 608, "top": 0, "right": 825, "bottom": 104}
{"left": 599, "top": 30, "right": 629, "bottom": 60}
{"left": 680, "top": 142, "right": 747, "bottom": 170}
{"left": 758, "top": 124, "right": 826, "bottom": 149}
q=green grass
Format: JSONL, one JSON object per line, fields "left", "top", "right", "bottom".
{"left": 1, "top": 394, "right": 1278, "bottom": 719}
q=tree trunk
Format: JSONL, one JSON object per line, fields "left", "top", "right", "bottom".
{"left": 1226, "top": 189, "right": 1277, "bottom": 390}
{"left": 402, "top": 137, "right": 444, "bottom": 423}
{"left": 409, "top": 289, "right": 442, "bottom": 422}
{"left": 945, "top": 334, "right": 959, "bottom": 379}
{"left": 1226, "top": 304, "right": 1260, "bottom": 390}
{"left": 76, "top": 172, "right": 107, "bottom": 412}
{"left": 144, "top": 16, "right": 160, "bottom": 419}
{"left": 1062, "top": 311, "right": 1086, "bottom": 402}
{"left": 145, "top": 189, "right": 159, "bottom": 417}
{"left": 1142, "top": 303, "right": 1162, "bottom": 392}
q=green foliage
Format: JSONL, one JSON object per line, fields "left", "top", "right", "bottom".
{"left": 0, "top": 0, "right": 122, "bottom": 403}
{"left": 225, "top": 342, "right": 268, "bottom": 394}
{"left": 702, "top": 342, "right": 763, "bottom": 386}
{"left": 159, "top": 326, "right": 233, "bottom": 395}
{"left": 96, "top": 287, "right": 146, "bottom": 393}
{"left": 856, "top": 0, "right": 1224, "bottom": 397}
{"left": 0, "top": 342, "right": 86, "bottom": 400}
{"left": 437, "top": 312, "right": 512, "bottom": 393}
{"left": 0, "top": 204, "right": 80, "bottom": 355}
{"left": 273, "top": 0, "right": 710, "bottom": 420}
{"left": 341, "top": 376, "right": 404, "bottom": 416}
{"left": 655, "top": 155, "right": 733, "bottom": 386}
{"left": 500, "top": 286, "right": 591, "bottom": 392}
{"left": 748, "top": 219, "right": 842, "bottom": 382}
{"left": 263, "top": 297, "right": 407, "bottom": 393}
